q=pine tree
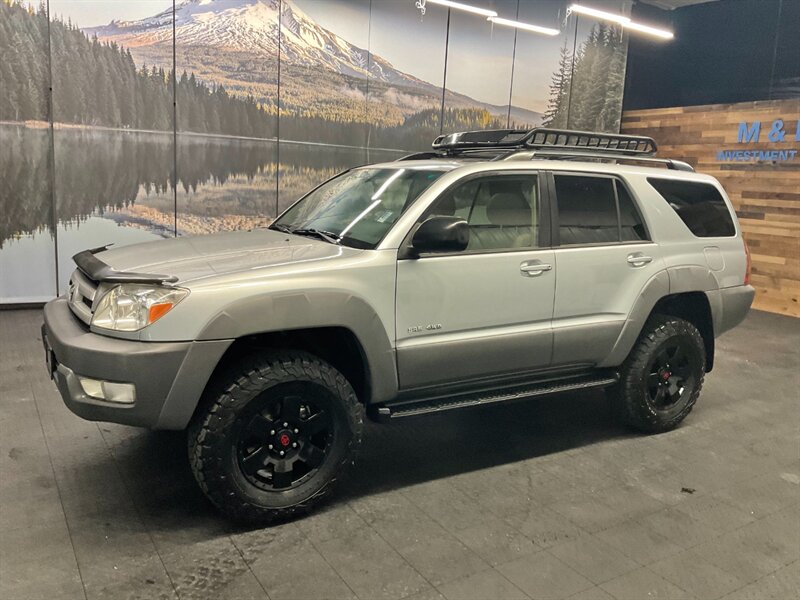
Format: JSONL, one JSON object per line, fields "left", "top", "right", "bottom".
{"left": 543, "top": 45, "right": 573, "bottom": 128}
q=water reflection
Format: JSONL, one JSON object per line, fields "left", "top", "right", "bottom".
{"left": 0, "top": 123, "right": 403, "bottom": 298}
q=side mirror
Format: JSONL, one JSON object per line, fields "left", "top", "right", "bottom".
{"left": 410, "top": 215, "right": 469, "bottom": 256}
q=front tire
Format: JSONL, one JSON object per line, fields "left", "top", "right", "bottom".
{"left": 188, "top": 351, "right": 363, "bottom": 523}
{"left": 614, "top": 316, "right": 706, "bottom": 433}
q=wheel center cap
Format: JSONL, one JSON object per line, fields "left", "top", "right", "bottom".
{"left": 662, "top": 370, "right": 671, "bottom": 381}
{"left": 279, "top": 433, "right": 291, "bottom": 447}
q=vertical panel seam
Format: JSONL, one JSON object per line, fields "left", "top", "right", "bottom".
{"left": 172, "top": 0, "right": 178, "bottom": 237}
{"left": 440, "top": 7, "right": 451, "bottom": 135}
{"left": 507, "top": 0, "right": 520, "bottom": 128}
{"left": 46, "top": 0, "right": 59, "bottom": 295}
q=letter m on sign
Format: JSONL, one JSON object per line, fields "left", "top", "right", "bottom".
{"left": 738, "top": 121, "right": 760, "bottom": 143}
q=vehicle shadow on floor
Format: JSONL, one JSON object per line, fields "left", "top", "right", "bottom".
{"left": 96, "top": 388, "right": 634, "bottom": 533}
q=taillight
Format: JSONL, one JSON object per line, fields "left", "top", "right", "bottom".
{"left": 743, "top": 239, "right": 752, "bottom": 285}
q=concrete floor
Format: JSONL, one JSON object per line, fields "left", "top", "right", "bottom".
{"left": 0, "top": 308, "right": 798, "bottom": 600}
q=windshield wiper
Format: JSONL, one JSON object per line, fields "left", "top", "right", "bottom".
{"left": 269, "top": 223, "right": 293, "bottom": 234}
{"left": 291, "top": 228, "right": 342, "bottom": 245}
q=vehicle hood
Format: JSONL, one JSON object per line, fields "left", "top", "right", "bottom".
{"left": 93, "top": 229, "right": 360, "bottom": 284}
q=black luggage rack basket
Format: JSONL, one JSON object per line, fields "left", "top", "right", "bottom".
{"left": 402, "top": 127, "right": 694, "bottom": 171}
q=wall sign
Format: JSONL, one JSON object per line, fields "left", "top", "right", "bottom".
{"left": 716, "top": 119, "right": 800, "bottom": 162}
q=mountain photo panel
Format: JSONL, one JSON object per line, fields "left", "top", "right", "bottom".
{"left": 0, "top": 0, "right": 629, "bottom": 301}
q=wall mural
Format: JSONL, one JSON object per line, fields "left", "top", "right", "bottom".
{"left": 0, "top": 0, "right": 629, "bottom": 302}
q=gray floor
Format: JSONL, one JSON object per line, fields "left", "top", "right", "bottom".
{"left": 0, "top": 309, "right": 798, "bottom": 600}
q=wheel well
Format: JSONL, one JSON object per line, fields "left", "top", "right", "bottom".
{"left": 209, "top": 327, "right": 371, "bottom": 403}
{"left": 650, "top": 292, "right": 715, "bottom": 372}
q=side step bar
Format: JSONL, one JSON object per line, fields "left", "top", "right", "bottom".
{"left": 371, "top": 373, "right": 619, "bottom": 421}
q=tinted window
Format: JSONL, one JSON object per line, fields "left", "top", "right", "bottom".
{"left": 616, "top": 181, "right": 648, "bottom": 241}
{"left": 555, "top": 176, "right": 619, "bottom": 245}
{"left": 648, "top": 178, "right": 735, "bottom": 237}
{"left": 429, "top": 174, "right": 540, "bottom": 251}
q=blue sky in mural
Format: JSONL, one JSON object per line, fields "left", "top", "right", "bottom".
{"left": 48, "top": 1, "right": 173, "bottom": 27}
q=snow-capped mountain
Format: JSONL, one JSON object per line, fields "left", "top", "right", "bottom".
{"left": 86, "top": 0, "right": 435, "bottom": 91}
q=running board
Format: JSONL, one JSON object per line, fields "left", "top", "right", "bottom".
{"left": 372, "top": 373, "right": 619, "bottom": 421}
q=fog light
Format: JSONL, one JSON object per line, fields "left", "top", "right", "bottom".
{"left": 77, "top": 376, "right": 136, "bottom": 404}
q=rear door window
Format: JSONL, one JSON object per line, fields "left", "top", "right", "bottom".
{"left": 616, "top": 181, "right": 648, "bottom": 242}
{"left": 647, "top": 178, "right": 735, "bottom": 237}
{"left": 554, "top": 175, "right": 619, "bottom": 245}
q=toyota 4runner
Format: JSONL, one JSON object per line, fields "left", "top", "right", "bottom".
{"left": 42, "top": 128, "right": 755, "bottom": 522}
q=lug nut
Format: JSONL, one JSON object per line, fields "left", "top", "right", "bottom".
{"left": 270, "top": 430, "right": 275, "bottom": 435}
{"left": 283, "top": 422, "right": 288, "bottom": 427}
{"left": 292, "top": 442, "right": 297, "bottom": 448}
{"left": 279, "top": 450, "right": 285, "bottom": 456}
{"left": 268, "top": 444, "right": 273, "bottom": 450}
{"left": 293, "top": 428, "right": 299, "bottom": 434}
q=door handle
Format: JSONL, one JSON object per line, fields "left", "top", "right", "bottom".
{"left": 520, "top": 261, "right": 552, "bottom": 277}
{"left": 627, "top": 254, "right": 653, "bottom": 267}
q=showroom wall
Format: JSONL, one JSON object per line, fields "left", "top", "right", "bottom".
{"left": 0, "top": 0, "right": 633, "bottom": 303}
{"left": 622, "top": 100, "right": 800, "bottom": 317}
{"left": 622, "top": 0, "right": 800, "bottom": 318}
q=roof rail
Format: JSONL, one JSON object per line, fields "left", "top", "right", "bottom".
{"left": 509, "top": 149, "right": 694, "bottom": 172}
{"left": 429, "top": 127, "right": 658, "bottom": 157}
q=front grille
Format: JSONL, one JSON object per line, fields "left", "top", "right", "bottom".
{"left": 67, "top": 269, "right": 99, "bottom": 325}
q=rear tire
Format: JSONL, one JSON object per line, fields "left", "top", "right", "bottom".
{"left": 188, "top": 351, "right": 363, "bottom": 524}
{"left": 614, "top": 316, "right": 706, "bottom": 433}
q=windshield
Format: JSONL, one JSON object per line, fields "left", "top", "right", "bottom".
{"left": 272, "top": 167, "right": 446, "bottom": 249}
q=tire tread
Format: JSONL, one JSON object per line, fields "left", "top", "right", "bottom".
{"left": 187, "top": 350, "right": 363, "bottom": 524}
{"left": 616, "top": 316, "right": 706, "bottom": 433}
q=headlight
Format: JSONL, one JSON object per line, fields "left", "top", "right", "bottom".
{"left": 92, "top": 284, "right": 189, "bottom": 332}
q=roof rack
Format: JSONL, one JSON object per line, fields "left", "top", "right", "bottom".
{"left": 430, "top": 127, "right": 657, "bottom": 156}
{"left": 399, "top": 127, "right": 692, "bottom": 171}
{"left": 432, "top": 129, "right": 533, "bottom": 151}
{"left": 527, "top": 128, "right": 657, "bottom": 155}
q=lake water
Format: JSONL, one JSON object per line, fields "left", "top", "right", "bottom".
{"left": 0, "top": 124, "right": 404, "bottom": 301}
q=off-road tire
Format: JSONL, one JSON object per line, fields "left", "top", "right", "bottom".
{"left": 188, "top": 351, "right": 363, "bottom": 524}
{"left": 614, "top": 316, "right": 706, "bottom": 433}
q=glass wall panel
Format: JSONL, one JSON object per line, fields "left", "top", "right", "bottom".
{"left": 367, "top": 0, "right": 449, "bottom": 152}
{"left": 0, "top": 0, "right": 56, "bottom": 302}
{"left": 277, "top": 0, "right": 373, "bottom": 214}
{"left": 174, "top": 0, "right": 280, "bottom": 230}
{"left": 49, "top": 0, "right": 175, "bottom": 292}
{"left": 510, "top": 0, "right": 566, "bottom": 128}
{"left": 439, "top": 0, "right": 517, "bottom": 133}
{"left": 563, "top": 0, "right": 629, "bottom": 132}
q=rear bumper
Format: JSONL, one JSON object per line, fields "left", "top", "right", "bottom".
{"left": 42, "top": 297, "right": 231, "bottom": 429}
{"left": 715, "top": 284, "right": 755, "bottom": 336}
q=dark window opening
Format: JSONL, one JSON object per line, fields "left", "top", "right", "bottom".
{"left": 616, "top": 181, "right": 647, "bottom": 242}
{"left": 647, "top": 178, "right": 735, "bottom": 237}
{"left": 555, "top": 175, "right": 619, "bottom": 246}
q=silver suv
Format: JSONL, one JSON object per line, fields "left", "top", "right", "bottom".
{"left": 42, "top": 128, "right": 755, "bottom": 522}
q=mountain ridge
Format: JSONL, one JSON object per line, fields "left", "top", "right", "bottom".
{"left": 85, "top": 0, "right": 543, "bottom": 126}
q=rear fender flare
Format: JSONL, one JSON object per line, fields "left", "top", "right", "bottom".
{"left": 600, "top": 266, "right": 719, "bottom": 368}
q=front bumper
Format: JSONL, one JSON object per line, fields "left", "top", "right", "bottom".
{"left": 42, "top": 298, "right": 232, "bottom": 429}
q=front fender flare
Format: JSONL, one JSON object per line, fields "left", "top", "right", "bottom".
{"left": 197, "top": 290, "right": 398, "bottom": 404}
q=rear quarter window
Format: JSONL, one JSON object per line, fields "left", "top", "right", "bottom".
{"left": 647, "top": 178, "right": 735, "bottom": 237}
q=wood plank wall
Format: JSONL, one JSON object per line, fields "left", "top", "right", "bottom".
{"left": 622, "top": 99, "right": 800, "bottom": 317}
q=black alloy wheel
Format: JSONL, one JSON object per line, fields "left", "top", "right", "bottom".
{"left": 236, "top": 385, "right": 334, "bottom": 491}
{"left": 188, "top": 351, "right": 363, "bottom": 523}
{"left": 645, "top": 339, "right": 696, "bottom": 411}
{"left": 614, "top": 316, "right": 706, "bottom": 433}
